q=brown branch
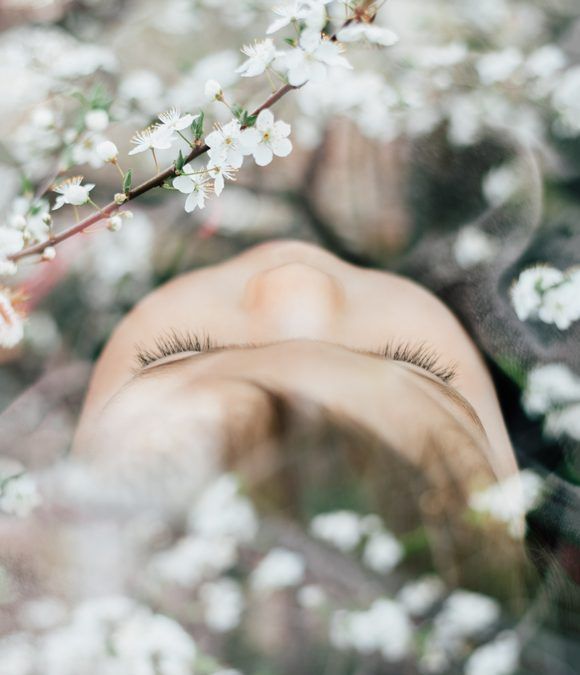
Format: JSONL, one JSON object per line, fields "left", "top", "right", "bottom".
{"left": 9, "top": 0, "right": 376, "bottom": 262}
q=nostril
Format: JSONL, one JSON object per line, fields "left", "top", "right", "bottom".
{"left": 243, "top": 262, "right": 345, "bottom": 338}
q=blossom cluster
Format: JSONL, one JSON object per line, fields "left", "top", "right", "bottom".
{"left": 0, "top": 460, "right": 42, "bottom": 518}
{"left": 510, "top": 264, "right": 580, "bottom": 330}
{"left": 522, "top": 363, "right": 580, "bottom": 442}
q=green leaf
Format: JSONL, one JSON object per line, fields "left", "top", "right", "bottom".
{"left": 192, "top": 112, "right": 205, "bottom": 141}
{"left": 284, "top": 37, "right": 297, "bottom": 46}
{"left": 123, "top": 169, "right": 133, "bottom": 193}
{"left": 175, "top": 150, "right": 186, "bottom": 172}
{"left": 242, "top": 112, "right": 257, "bottom": 127}
{"left": 20, "top": 175, "right": 34, "bottom": 195}
{"left": 231, "top": 103, "right": 246, "bottom": 121}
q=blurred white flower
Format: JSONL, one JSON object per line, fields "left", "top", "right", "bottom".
{"left": 205, "top": 79, "right": 224, "bottom": 101}
{"left": 397, "top": 575, "right": 446, "bottom": 616}
{"left": 199, "top": 578, "right": 244, "bottom": 632}
{"left": 251, "top": 548, "right": 305, "bottom": 592}
{"left": 297, "top": 584, "right": 327, "bottom": 609}
{"left": 0, "top": 633, "right": 35, "bottom": 675}
{"left": 0, "top": 289, "right": 24, "bottom": 348}
{"left": 362, "top": 530, "right": 404, "bottom": 573}
{"left": 545, "top": 402, "right": 580, "bottom": 441}
{"left": 552, "top": 66, "right": 580, "bottom": 135}
{"left": 539, "top": 275, "right": 580, "bottom": 330}
{"left": 337, "top": 23, "right": 399, "bottom": 47}
{"left": 0, "top": 227, "right": 24, "bottom": 275}
{"left": 433, "top": 590, "right": 500, "bottom": 647}
{"left": 526, "top": 45, "right": 566, "bottom": 81}
{"left": 249, "top": 109, "right": 293, "bottom": 166}
{"left": 71, "top": 133, "right": 108, "bottom": 169}
{"left": 523, "top": 363, "right": 580, "bottom": 416}
{"left": 237, "top": 39, "right": 278, "bottom": 77}
{"left": 189, "top": 473, "right": 258, "bottom": 543}
{"left": 173, "top": 165, "right": 213, "bottom": 212}
{"left": 453, "top": 226, "right": 496, "bottom": 269}
{"left": 151, "top": 535, "right": 237, "bottom": 587}
{"left": 476, "top": 48, "right": 523, "bottom": 85}
{"left": 96, "top": 140, "right": 119, "bottom": 163}
{"left": 310, "top": 510, "right": 362, "bottom": 552}
{"left": 469, "top": 470, "right": 544, "bottom": 538}
{"left": 330, "top": 599, "right": 412, "bottom": 661}
{"left": 52, "top": 176, "right": 95, "bottom": 210}
{"left": 465, "top": 631, "right": 520, "bottom": 675}
{"left": 266, "top": 1, "right": 322, "bottom": 35}
{"left": 276, "top": 31, "right": 352, "bottom": 87}
{"left": 509, "top": 265, "right": 564, "bottom": 322}
{"left": 84, "top": 109, "right": 109, "bottom": 132}
{"left": 483, "top": 165, "right": 520, "bottom": 206}
{"left": 0, "top": 471, "right": 41, "bottom": 518}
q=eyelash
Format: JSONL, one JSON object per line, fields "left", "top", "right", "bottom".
{"left": 135, "top": 330, "right": 457, "bottom": 384}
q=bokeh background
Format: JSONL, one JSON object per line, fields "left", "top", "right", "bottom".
{"left": 1, "top": 1, "right": 580, "bottom": 673}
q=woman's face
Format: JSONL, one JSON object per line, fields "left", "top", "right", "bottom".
{"left": 75, "top": 240, "right": 517, "bottom": 481}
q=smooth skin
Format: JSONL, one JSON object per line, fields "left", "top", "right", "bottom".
{"left": 74, "top": 240, "right": 518, "bottom": 484}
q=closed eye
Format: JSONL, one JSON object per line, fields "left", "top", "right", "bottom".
{"left": 134, "top": 330, "right": 457, "bottom": 384}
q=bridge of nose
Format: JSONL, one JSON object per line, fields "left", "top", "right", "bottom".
{"left": 242, "top": 262, "right": 346, "bottom": 339}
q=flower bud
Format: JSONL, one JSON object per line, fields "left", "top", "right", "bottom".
{"left": 41, "top": 246, "right": 56, "bottom": 261}
{"left": 114, "top": 193, "right": 127, "bottom": 205}
{"left": 96, "top": 140, "right": 119, "bottom": 163}
{"left": 42, "top": 213, "right": 53, "bottom": 226}
{"left": 205, "top": 79, "right": 223, "bottom": 102}
{"left": 107, "top": 215, "right": 123, "bottom": 232}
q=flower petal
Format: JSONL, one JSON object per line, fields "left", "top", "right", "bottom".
{"left": 272, "top": 137, "right": 292, "bottom": 158}
{"left": 173, "top": 176, "right": 194, "bottom": 194}
{"left": 256, "top": 109, "right": 274, "bottom": 132}
{"left": 253, "top": 144, "right": 274, "bottom": 167}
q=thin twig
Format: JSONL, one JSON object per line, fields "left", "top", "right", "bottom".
{"left": 9, "top": 5, "right": 366, "bottom": 262}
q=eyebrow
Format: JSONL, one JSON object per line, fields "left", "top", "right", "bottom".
{"left": 134, "top": 342, "right": 486, "bottom": 436}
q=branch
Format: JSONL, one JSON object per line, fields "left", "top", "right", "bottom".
{"left": 10, "top": 83, "right": 298, "bottom": 262}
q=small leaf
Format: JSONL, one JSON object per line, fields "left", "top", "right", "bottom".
{"left": 123, "top": 169, "right": 133, "bottom": 193}
{"left": 192, "top": 112, "right": 205, "bottom": 141}
{"left": 175, "top": 150, "right": 186, "bottom": 172}
{"left": 284, "top": 37, "right": 297, "bottom": 46}
{"left": 242, "top": 113, "right": 257, "bottom": 127}
{"left": 231, "top": 104, "right": 246, "bottom": 122}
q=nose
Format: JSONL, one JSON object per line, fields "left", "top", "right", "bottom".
{"left": 243, "top": 262, "right": 345, "bottom": 339}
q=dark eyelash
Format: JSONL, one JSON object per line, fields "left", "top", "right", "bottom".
{"left": 134, "top": 331, "right": 457, "bottom": 384}
{"left": 379, "top": 341, "right": 457, "bottom": 384}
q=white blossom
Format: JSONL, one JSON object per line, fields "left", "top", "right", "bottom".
{"left": 84, "top": 109, "right": 109, "bottom": 132}
{"left": 173, "top": 166, "right": 213, "bottom": 212}
{"left": 204, "top": 79, "right": 224, "bottom": 101}
{"left": 157, "top": 107, "right": 197, "bottom": 133}
{"left": 276, "top": 31, "right": 352, "bottom": 87}
{"left": 206, "top": 159, "right": 236, "bottom": 196}
{"left": 469, "top": 470, "right": 544, "bottom": 538}
{"left": 476, "top": 48, "right": 523, "bottom": 86}
{"left": 248, "top": 109, "right": 293, "bottom": 166}
{"left": 205, "top": 119, "right": 258, "bottom": 169}
{"left": 188, "top": 473, "right": 258, "bottom": 544}
{"left": 330, "top": 599, "right": 412, "bottom": 661}
{"left": 453, "top": 226, "right": 496, "bottom": 269}
{"left": 71, "top": 133, "right": 108, "bottom": 169}
{"left": 337, "top": 23, "right": 399, "bottom": 47}
{"left": 397, "top": 575, "right": 446, "bottom": 616}
{"left": 310, "top": 510, "right": 362, "bottom": 552}
{"left": 52, "top": 176, "right": 95, "bottom": 210}
{"left": 96, "top": 140, "right": 119, "bottom": 163}
{"left": 545, "top": 402, "right": 580, "bottom": 441}
{"left": 199, "top": 578, "right": 244, "bottom": 632}
{"left": 509, "top": 265, "right": 564, "bottom": 322}
{"left": 128, "top": 124, "right": 174, "bottom": 156}
{"left": 538, "top": 275, "right": 580, "bottom": 330}
{"left": 483, "top": 165, "right": 520, "bottom": 205}
{"left": 0, "top": 227, "right": 24, "bottom": 275}
{"left": 465, "top": 631, "right": 520, "bottom": 675}
{"left": 237, "top": 39, "right": 278, "bottom": 77}
{"left": 251, "top": 547, "right": 305, "bottom": 592}
{"left": 433, "top": 590, "right": 500, "bottom": 647}
{"left": 266, "top": 1, "right": 328, "bottom": 35}
{"left": 523, "top": 363, "right": 580, "bottom": 416}
{"left": 297, "top": 584, "right": 327, "bottom": 609}
{"left": 362, "top": 530, "right": 404, "bottom": 573}
{"left": 0, "top": 289, "right": 24, "bottom": 347}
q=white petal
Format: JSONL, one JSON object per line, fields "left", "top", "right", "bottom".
{"left": 214, "top": 174, "right": 225, "bottom": 196}
{"left": 239, "top": 128, "right": 261, "bottom": 154}
{"left": 173, "top": 176, "right": 194, "bottom": 194}
{"left": 274, "top": 120, "right": 291, "bottom": 138}
{"left": 227, "top": 149, "right": 245, "bottom": 169}
{"left": 266, "top": 17, "right": 290, "bottom": 35}
{"left": 184, "top": 192, "right": 199, "bottom": 212}
{"left": 128, "top": 145, "right": 148, "bottom": 155}
{"left": 253, "top": 144, "right": 274, "bottom": 166}
{"left": 272, "top": 137, "right": 292, "bottom": 158}
{"left": 257, "top": 109, "right": 274, "bottom": 131}
{"left": 288, "top": 63, "right": 310, "bottom": 87}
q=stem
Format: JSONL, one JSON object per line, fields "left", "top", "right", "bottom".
{"left": 113, "top": 160, "right": 125, "bottom": 180}
{"left": 151, "top": 148, "right": 159, "bottom": 173}
{"left": 176, "top": 130, "right": 194, "bottom": 148}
